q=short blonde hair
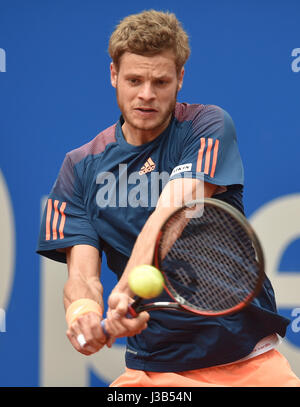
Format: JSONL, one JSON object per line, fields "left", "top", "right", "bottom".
{"left": 108, "top": 10, "right": 190, "bottom": 73}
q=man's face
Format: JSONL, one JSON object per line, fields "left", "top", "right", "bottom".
{"left": 110, "top": 51, "right": 184, "bottom": 143}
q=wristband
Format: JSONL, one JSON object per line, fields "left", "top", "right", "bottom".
{"left": 66, "top": 298, "right": 102, "bottom": 327}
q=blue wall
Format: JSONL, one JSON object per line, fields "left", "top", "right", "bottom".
{"left": 0, "top": 0, "right": 299, "bottom": 386}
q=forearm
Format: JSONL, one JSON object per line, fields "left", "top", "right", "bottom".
{"left": 64, "top": 244, "right": 104, "bottom": 312}
{"left": 63, "top": 274, "right": 104, "bottom": 311}
{"left": 63, "top": 245, "right": 110, "bottom": 354}
{"left": 113, "top": 178, "right": 217, "bottom": 295}
{"left": 111, "top": 209, "right": 166, "bottom": 296}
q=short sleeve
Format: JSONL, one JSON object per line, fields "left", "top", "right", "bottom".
{"left": 36, "top": 153, "right": 102, "bottom": 263}
{"left": 170, "top": 105, "right": 244, "bottom": 187}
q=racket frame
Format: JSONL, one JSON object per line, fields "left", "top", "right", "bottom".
{"left": 148, "top": 198, "right": 266, "bottom": 317}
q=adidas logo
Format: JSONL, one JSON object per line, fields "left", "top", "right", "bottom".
{"left": 139, "top": 157, "right": 156, "bottom": 175}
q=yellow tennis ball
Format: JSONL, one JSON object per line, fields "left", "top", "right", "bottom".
{"left": 128, "top": 265, "right": 164, "bottom": 299}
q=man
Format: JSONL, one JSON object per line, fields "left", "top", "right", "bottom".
{"left": 37, "top": 10, "right": 300, "bottom": 386}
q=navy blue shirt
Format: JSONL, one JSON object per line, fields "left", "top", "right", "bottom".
{"left": 37, "top": 103, "right": 289, "bottom": 371}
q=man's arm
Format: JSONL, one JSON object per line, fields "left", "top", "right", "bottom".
{"left": 104, "top": 178, "right": 217, "bottom": 338}
{"left": 63, "top": 244, "right": 109, "bottom": 355}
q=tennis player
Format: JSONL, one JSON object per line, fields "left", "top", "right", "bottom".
{"left": 37, "top": 10, "right": 300, "bottom": 387}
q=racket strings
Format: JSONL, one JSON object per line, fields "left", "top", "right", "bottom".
{"left": 158, "top": 204, "right": 261, "bottom": 313}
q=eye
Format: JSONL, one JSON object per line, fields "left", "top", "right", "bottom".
{"left": 128, "top": 78, "right": 140, "bottom": 85}
{"left": 156, "top": 79, "right": 168, "bottom": 86}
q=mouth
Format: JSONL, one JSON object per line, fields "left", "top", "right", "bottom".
{"left": 134, "top": 107, "right": 158, "bottom": 114}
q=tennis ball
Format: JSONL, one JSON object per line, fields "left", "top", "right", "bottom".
{"left": 128, "top": 265, "right": 164, "bottom": 299}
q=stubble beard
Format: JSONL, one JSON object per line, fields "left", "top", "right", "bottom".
{"left": 116, "top": 87, "right": 178, "bottom": 134}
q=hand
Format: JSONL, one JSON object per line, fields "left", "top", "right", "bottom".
{"left": 66, "top": 311, "right": 115, "bottom": 355}
{"left": 104, "top": 292, "right": 149, "bottom": 338}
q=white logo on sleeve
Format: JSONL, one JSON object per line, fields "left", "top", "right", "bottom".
{"left": 170, "top": 163, "right": 192, "bottom": 177}
{"left": 73, "top": 306, "right": 84, "bottom": 315}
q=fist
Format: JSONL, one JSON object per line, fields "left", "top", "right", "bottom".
{"left": 104, "top": 292, "right": 149, "bottom": 338}
{"left": 66, "top": 311, "right": 114, "bottom": 355}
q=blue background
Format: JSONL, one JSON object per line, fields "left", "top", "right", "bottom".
{"left": 0, "top": 0, "right": 299, "bottom": 386}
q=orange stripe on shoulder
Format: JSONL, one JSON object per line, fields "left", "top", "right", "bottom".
{"left": 210, "top": 139, "right": 219, "bottom": 178}
{"left": 204, "top": 138, "right": 213, "bottom": 174}
{"left": 52, "top": 200, "right": 60, "bottom": 240}
{"left": 196, "top": 138, "right": 206, "bottom": 172}
{"left": 59, "top": 202, "right": 67, "bottom": 239}
{"left": 45, "top": 199, "right": 52, "bottom": 241}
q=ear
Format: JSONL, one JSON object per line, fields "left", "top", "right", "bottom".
{"left": 177, "top": 67, "right": 184, "bottom": 91}
{"left": 110, "top": 62, "right": 118, "bottom": 88}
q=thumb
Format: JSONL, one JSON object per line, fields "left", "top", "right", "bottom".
{"left": 137, "top": 310, "right": 150, "bottom": 324}
{"left": 108, "top": 292, "right": 131, "bottom": 319}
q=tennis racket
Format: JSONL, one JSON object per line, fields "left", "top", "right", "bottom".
{"left": 100, "top": 198, "right": 265, "bottom": 336}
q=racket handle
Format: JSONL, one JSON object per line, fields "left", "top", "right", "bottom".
{"left": 100, "top": 305, "right": 139, "bottom": 338}
{"left": 100, "top": 319, "right": 109, "bottom": 337}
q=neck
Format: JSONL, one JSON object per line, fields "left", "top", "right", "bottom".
{"left": 122, "top": 116, "right": 172, "bottom": 146}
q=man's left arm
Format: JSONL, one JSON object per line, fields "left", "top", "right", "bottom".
{"left": 103, "top": 178, "right": 217, "bottom": 338}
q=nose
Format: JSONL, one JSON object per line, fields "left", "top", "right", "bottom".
{"left": 138, "top": 82, "right": 156, "bottom": 102}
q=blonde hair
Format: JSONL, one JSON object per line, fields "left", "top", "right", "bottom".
{"left": 108, "top": 10, "right": 190, "bottom": 73}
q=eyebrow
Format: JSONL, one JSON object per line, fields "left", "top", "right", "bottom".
{"left": 124, "top": 73, "right": 172, "bottom": 80}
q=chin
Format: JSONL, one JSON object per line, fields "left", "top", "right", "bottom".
{"left": 130, "top": 113, "right": 171, "bottom": 132}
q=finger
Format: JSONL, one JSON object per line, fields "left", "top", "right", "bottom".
{"left": 107, "top": 309, "right": 149, "bottom": 330}
{"left": 106, "top": 336, "right": 116, "bottom": 348}
{"left": 104, "top": 311, "right": 149, "bottom": 338}
{"left": 78, "top": 313, "right": 106, "bottom": 342}
{"left": 123, "top": 311, "right": 149, "bottom": 335}
{"left": 104, "top": 317, "right": 126, "bottom": 337}
{"left": 108, "top": 293, "right": 132, "bottom": 318}
{"left": 66, "top": 328, "right": 94, "bottom": 356}
{"left": 67, "top": 313, "right": 107, "bottom": 355}
{"left": 76, "top": 315, "right": 106, "bottom": 351}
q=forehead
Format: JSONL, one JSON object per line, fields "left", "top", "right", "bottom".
{"left": 118, "top": 51, "right": 177, "bottom": 76}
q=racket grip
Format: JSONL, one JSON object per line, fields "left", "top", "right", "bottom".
{"left": 127, "top": 304, "right": 138, "bottom": 318}
{"left": 100, "top": 319, "right": 109, "bottom": 337}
